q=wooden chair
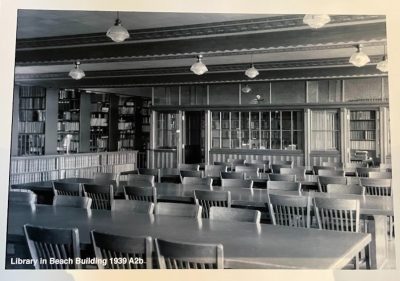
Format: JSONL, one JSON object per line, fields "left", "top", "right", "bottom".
{"left": 313, "top": 197, "right": 360, "bottom": 232}
{"left": 209, "top": 206, "right": 260, "bottom": 223}
{"left": 228, "top": 158, "right": 245, "bottom": 169}
{"left": 267, "top": 173, "right": 296, "bottom": 182}
{"left": 124, "top": 186, "right": 157, "bottom": 203}
{"left": 312, "top": 165, "right": 335, "bottom": 175}
{"left": 270, "top": 164, "right": 292, "bottom": 173}
{"left": 194, "top": 190, "right": 231, "bottom": 218}
{"left": 52, "top": 181, "right": 82, "bottom": 196}
{"left": 280, "top": 167, "right": 306, "bottom": 179}
{"left": 24, "top": 224, "right": 81, "bottom": 269}
{"left": 178, "top": 163, "right": 200, "bottom": 171}
{"left": 83, "top": 183, "right": 114, "bottom": 210}
{"left": 368, "top": 171, "right": 392, "bottom": 179}
{"left": 318, "top": 176, "right": 347, "bottom": 193}
{"left": 53, "top": 195, "right": 92, "bottom": 209}
{"left": 111, "top": 199, "right": 154, "bottom": 214}
{"left": 155, "top": 238, "right": 224, "bottom": 269}
{"left": 359, "top": 178, "right": 392, "bottom": 196}
{"left": 220, "top": 171, "right": 244, "bottom": 179}
{"left": 267, "top": 194, "right": 311, "bottom": 228}
{"left": 138, "top": 168, "right": 159, "bottom": 182}
{"left": 274, "top": 160, "right": 293, "bottom": 166}
{"left": 213, "top": 161, "right": 228, "bottom": 166}
{"left": 326, "top": 184, "right": 364, "bottom": 195}
{"left": 322, "top": 162, "right": 343, "bottom": 169}
{"left": 91, "top": 230, "right": 153, "bottom": 269}
{"left": 182, "top": 177, "right": 213, "bottom": 186}
{"left": 180, "top": 170, "right": 202, "bottom": 180}
{"left": 235, "top": 166, "right": 259, "bottom": 178}
{"left": 204, "top": 165, "right": 227, "bottom": 178}
{"left": 127, "top": 174, "right": 155, "bottom": 187}
{"left": 379, "top": 163, "right": 392, "bottom": 172}
{"left": 221, "top": 178, "right": 253, "bottom": 189}
{"left": 9, "top": 190, "right": 37, "bottom": 205}
{"left": 317, "top": 169, "right": 345, "bottom": 177}
{"left": 159, "top": 168, "right": 181, "bottom": 183}
{"left": 154, "top": 202, "right": 202, "bottom": 218}
{"left": 245, "top": 159, "right": 270, "bottom": 172}
{"left": 356, "top": 167, "right": 381, "bottom": 177}
{"left": 267, "top": 181, "right": 301, "bottom": 191}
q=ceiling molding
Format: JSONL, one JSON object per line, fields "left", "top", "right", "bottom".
{"left": 15, "top": 65, "right": 386, "bottom": 88}
{"left": 16, "top": 15, "right": 385, "bottom": 50}
{"left": 15, "top": 56, "right": 384, "bottom": 81}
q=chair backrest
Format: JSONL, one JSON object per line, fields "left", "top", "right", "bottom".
{"left": 159, "top": 168, "right": 180, "bottom": 177}
{"left": 155, "top": 238, "right": 224, "bottom": 269}
{"left": 209, "top": 206, "right": 260, "bottom": 223}
{"left": 245, "top": 159, "right": 270, "bottom": 171}
{"left": 9, "top": 190, "right": 37, "bottom": 205}
{"left": 154, "top": 202, "right": 202, "bottom": 218}
{"left": 178, "top": 163, "right": 200, "bottom": 171}
{"left": 52, "top": 181, "right": 82, "bottom": 196}
{"left": 268, "top": 173, "right": 296, "bottom": 182}
{"left": 345, "top": 162, "right": 366, "bottom": 168}
{"left": 326, "top": 184, "right": 364, "bottom": 195}
{"left": 24, "top": 224, "right": 81, "bottom": 269}
{"left": 124, "top": 186, "right": 157, "bottom": 203}
{"left": 111, "top": 199, "right": 154, "bottom": 214}
{"left": 322, "top": 162, "right": 343, "bottom": 169}
{"left": 194, "top": 190, "right": 231, "bottom": 218}
{"left": 205, "top": 165, "right": 228, "bottom": 178}
{"left": 221, "top": 178, "right": 253, "bottom": 189}
{"left": 271, "top": 164, "right": 292, "bottom": 173}
{"left": 138, "top": 168, "right": 159, "bottom": 182}
{"left": 280, "top": 167, "right": 306, "bottom": 177}
{"left": 53, "top": 195, "right": 92, "bottom": 209}
{"left": 267, "top": 194, "right": 311, "bottom": 228}
{"left": 91, "top": 230, "right": 153, "bottom": 269}
{"left": 313, "top": 197, "right": 360, "bottom": 232}
{"left": 182, "top": 177, "right": 213, "bottom": 186}
{"left": 356, "top": 167, "right": 381, "bottom": 177}
{"left": 274, "top": 160, "right": 293, "bottom": 166}
{"left": 317, "top": 169, "right": 345, "bottom": 177}
{"left": 359, "top": 178, "right": 392, "bottom": 196}
{"left": 127, "top": 174, "right": 155, "bottom": 187}
{"left": 318, "top": 176, "right": 347, "bottom": 193}
{"left": 368, "top": 171, "right": 392, "bottom": 179}
{"left": 83, "top": 183, "right": 114, "bottom": 210}
{"left": 312, "top": 165, "right": 335, "bottom": 175}
{"left": 379, "top": 163, "right": 392, "bottom": 172}
{"left": 235, "top": 166, "right": 259, "bottom": 178}
{"left": 180, "top": 170, "right": 202, "bottom": 179}
{"left": 213, "top": 161, "right": 228, "bottom": 166}
{"left": 228, "top": 158, "right": 245, "bottom": 168}
{"left": 220, "top": 171, "right": 244, "bottom": 179}
{"left": 267, "top": 181, "right": 301, "bottom": 191}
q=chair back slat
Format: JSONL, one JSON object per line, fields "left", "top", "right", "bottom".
{"left": 267, "top": 174, "right": 296, "bottom": 182}
{"left": 220, "top": 171, "right": 244, "bottom": 179}
{"left": 194, "top": 190, "right": 231, "bottom": 218}
{"left": 180, "top": 170, "right": 203, "bottom": 179}
{"left": 267, "top": 194, "right": 310, "bottom": 228}
{"left": 178, "top": 164, "right": 200, "bottom": 171}
{"left": 53, "top": 195, "right": 92, "bottom": 209}
{"left": 322, "top": 162, "right": 343, "bottom": 169}
{"left": 313, "top": 165, "right": 335, "bottom": 175}
{"left": 221, "top": 178, "right": 253, "bottom": 188}
{"left": 155, "top": 238, "right": 223, "bottom": 269}
{"left": 235, "top": 166, "right": 259, "bottom": 178}
{"left": 138, "top": 168, "right": 159, "bottom": 182}
{"left": 24, "top": 224, "right": 81, "bottom": 269}
{"left": 368, "top": 171, "right": 392, "bottom": 179}
{"left": 271, "top": 164, "right": 292, "bottom": 173}
{"left": 318, "top": 170, "right": 345, "bottom": 177}
{"left": 267, "top": 181, "right": 300, "bottom": 191}
{"left": 359, "top": 178, "right": 392, "bottom": 196}
{"left": 9, "top": 190, "right": 37, "bottom": 205}
{"left": 52, "top": 181, "right": 82, "bottom": 196}
{"left": 155, "top": 202, "right": 202, "bottom": 218}
{"left": 209, "top": 206, "right": 260, "bottom": 223}
{"left": 127, "top": 174, "right": 155, "bottom": 187}
{"left": 205, "top": 165, "right": 227, "bottom": 178}
{"left": 182, "top": 177, "right": 213, "bottom": 186}
{"left": 326, "top": 184, "right": 364, "bottom": 195}
{"left": 124, "top": 186, "right": 157, "bottom": 203}
{"left": 91, "top": 231, "right": 153, "bottom": 269}
{"left": 83, "top": 183, "right": 114, "bottom": 210}
{"left": 356, "top": 167, "right": 381, "bottom": 177}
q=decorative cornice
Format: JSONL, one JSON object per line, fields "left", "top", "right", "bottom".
{"left": 15, "top": 56, "right": 384, "bottom": 81}
{"left": 16, "top": 15, "right": 385, "bottom": 50}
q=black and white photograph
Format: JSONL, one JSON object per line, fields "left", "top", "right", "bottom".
{"left": 1, "top": 1, "right": 398, "bottom": 275}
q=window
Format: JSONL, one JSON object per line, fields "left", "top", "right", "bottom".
{"left": 211, "top": 110, "right": 304, "bottom": 150}
{"left": 311, "top": 110, "right": 339, "bottom": 151}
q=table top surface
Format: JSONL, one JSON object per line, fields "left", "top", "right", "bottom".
{"left": 7, "top": 204, "right": 371, "bottom": 269}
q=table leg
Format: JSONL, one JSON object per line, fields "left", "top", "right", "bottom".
{"left": 368, "top": 215, "right": 388, "bottom": 269}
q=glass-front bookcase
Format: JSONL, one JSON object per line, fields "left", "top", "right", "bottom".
{"left": 211, "top": 110, "right": 304, "bottom": 150}
{"left": 156, "top": 112, "right": 178, "bottom": 149}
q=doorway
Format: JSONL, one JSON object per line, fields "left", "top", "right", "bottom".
{"left": 184, "top": 111, "right": 204, "bottom": 164}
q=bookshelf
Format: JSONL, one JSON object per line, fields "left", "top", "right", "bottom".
{"left": 349, "top": 110, "right": 377, "bottom": 158}
{"left": 18, "top": 86, "right": 46, "bottom": 156}
{"left": 57, "top": 89, "right": 80, "bottom": 153}
{"left": 90, "top": 93, "right": 110, "bottom": 152}
{"left": 139, "top": 99, "right": 151, "bottom": 151}
{"left": 117, "top": 97, "right": 135, "bottom": 150}
{"left": 9, "top": 151, "right": 137, "bottom": 185}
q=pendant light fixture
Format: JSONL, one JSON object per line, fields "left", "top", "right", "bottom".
{"left": 190, "top": 54, "right": 208, "bottom": 75}
{"left": 376, "top": 45, "right": 388, "bottom": 72}
{"left": 241, "top": 84, "right": 252, "bottom": 94}
{"left": 245, "top": 55, "right": 259, "bottom": 79}
{"left": 349, "top": 44, "right": 370, "bottom": 67}
{"left": 68, "top": 61, "right": 85, "bottom": 80}
{"left": 106, "top": 11, "right": 130, "bottom": 42}
{"left": 303, "top": 14, "right": 331, "bottom": 29}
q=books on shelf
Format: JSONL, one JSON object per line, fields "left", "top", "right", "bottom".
{"left": 18, "top": 122, "right": 45, "bottom": 134}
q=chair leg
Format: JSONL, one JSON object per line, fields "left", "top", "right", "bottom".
{"left": 354, "top": 255, "right": 360, "bottom": 270}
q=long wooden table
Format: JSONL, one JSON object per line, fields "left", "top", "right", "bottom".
{"left": 7, "top": 204, "right": 370, "bottom": 269}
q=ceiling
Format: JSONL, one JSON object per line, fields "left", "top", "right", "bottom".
{"left": 13, "top": 10, "right": 388, "bottom": 93}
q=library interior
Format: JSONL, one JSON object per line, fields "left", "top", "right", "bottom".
{"left": 6, "top": 10, "right": 394, "bottom": 270}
